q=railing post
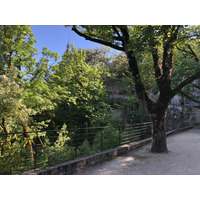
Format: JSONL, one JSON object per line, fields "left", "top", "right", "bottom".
{"left": 118, "top": 126, "right": 121, "bottom": 146}
{"left": 75, "top": 131, "right": 78, "bottom": 158}
{"left": 151, "top": 122, "right": 153, "bottom": 138}
{"left": 101, "top": 128, "right": 103, "bottom": 151}
{"left": 34, "top": 137, "right": 37, "bottom": 171}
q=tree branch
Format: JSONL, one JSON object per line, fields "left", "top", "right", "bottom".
{"left": 115, "top": 26, "right": 155, "bottom": 111}
{"left": 180, "top": 91, "right": 200, "bottom": 104}
{"left": 191, "top": 83, "right": 200, "bottom": 90}
{"left": 172, "top": 25, "right": 180, "bottom": 41}
{"left": 112, "top": 25, "right": 122, "bottom": 39}
{"left": 0, "top": 118, "right": 8, "bottom": 135}
{"left": 186, "top": 44, "right": 199, "bottom": 62}
{"left": 126, "top": 50, "right": 154, "bottom": 112}
{"left": 118, "top": 26, "right": 130, "bottom": 53}
{"left": 172, "top": 69, "right": 200, "bottom": 97}
{"left": 72, "top": 26, "right": 124, "bottom": 51}
{"left": 172, "top": 42, "right": 200, "bottom": 98}
{"left": 177, "top": 46, "right": 193, "bottom": 56}
{"left": 152, "top": 47, "right": 162, "bottom": 89}
{"left": 161, "top": 26, "right": 180, "bottom": 80}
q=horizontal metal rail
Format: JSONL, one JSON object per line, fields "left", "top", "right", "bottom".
{"left": 0, "top": 122, "right": 152, "bottom": 174}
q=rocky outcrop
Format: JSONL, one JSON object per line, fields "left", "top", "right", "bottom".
{"left": 105, "top": 78, "right": 200, "bottom": 128}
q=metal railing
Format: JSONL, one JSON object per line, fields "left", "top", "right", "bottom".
{"left": 0, "top": 122, "right": 152, "bottom": 175}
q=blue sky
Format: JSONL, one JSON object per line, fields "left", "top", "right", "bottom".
{"left": 31, "top": 25, "right": 102, "bottom": 60}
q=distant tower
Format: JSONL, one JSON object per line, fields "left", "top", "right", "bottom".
{"left": 62, "top": 42, "right": 70, "bottom": 59}
{"left": 66, "top": 42, "right": 70, "bottom": 53}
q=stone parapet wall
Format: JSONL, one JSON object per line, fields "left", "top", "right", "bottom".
{"left": 21, "top": 139, "right": 152, "bottom": 175}
{"left": 21, "top": 126, "right": 192, "bottom": 175}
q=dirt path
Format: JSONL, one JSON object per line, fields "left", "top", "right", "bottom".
{"left": 76, "top": 127, "right": 200, "bottom": 175}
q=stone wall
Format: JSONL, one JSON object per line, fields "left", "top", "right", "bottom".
{"left": 21, "top": 126, "right": 192, "bottom": 175}
{"left": 21, "top": 139, "right": 151, "bottom": 175}
{"left": 166, "top": 105, "right": 197, "bottom": 131}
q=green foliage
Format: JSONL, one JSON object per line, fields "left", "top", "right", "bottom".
{"left": 0, "top": 71, "right": 29, "bottom": 133}
{"left": 40, "top": 124, "right": 75, "bottom": 166}
{"left": 90, "top": 126, "right": 120, "bottom": 151}
{"left": 0, "top": 25, "right": 38, "bottom": 74}
{"left": 173, "top": 42, "right": 200, "bottom": 87}
{"left": 54, "top": 124, "right": 70, "bottom": 147}
{"left": 137, "top": 52, "right": 155, "bottom": 90}
{"left": 0, "top": 132, "right": 37, "bottom": 174}
{"left": 77, "top": 139, "right": 93, "bottom": 157}
{"left": 0, "top": 25, "right": 60, "bottom": 134}
{"left": 85, "top": 45, "right": 113, "bottom": 66}
{"left": 108, "top": 52, "right": 129, "bottom": 78}
{"left": 50, "top": 45, "right": 109, "bottom": 128}
{"left": 101, "top": 126, "right": 120, "bottom": 149}
{"left": 70, "top": 25, "right": 200, "bottom": 99}
{"left": 122, "top": 97, "right": 149, "bottom": 123}
{"left": 104, "top": 51, "right": 149, "bottom": 124}
{"left": 1, "top": 25, "right": 165, "bottom": 173}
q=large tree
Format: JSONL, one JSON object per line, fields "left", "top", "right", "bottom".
{"left": 70, "top": 25, "right": 200, "bottom": 152}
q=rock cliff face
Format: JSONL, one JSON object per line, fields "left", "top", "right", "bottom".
{"left": 167, "top": 88, "right": 200, "bottom": 130}
{"left": 105, "top": 78, "right": 200, "bottom": 129}
{"left": 167, "top": 105, "right": 196, "bottom": 131}
{"left": 105, "top": 78, "right": 129, "bottom": 121}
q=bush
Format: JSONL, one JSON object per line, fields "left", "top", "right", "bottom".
{"left": 77, "top": 139, "right": 94, "bottom": 157}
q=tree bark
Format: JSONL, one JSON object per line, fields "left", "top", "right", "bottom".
{"left": 22, "top": 122, "right": 34, "bottom": 164}
{"left": 150, "top": 111, "right": 168, "bottom": 153}
{"left": 126, "top": 51, "right": 169, "bottom": 153}
{"left": 0, "top": 118, "right": 8, "bottom": 136}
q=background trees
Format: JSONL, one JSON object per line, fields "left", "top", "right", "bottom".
{"left": 49, "top": 45, "right": 109, "bottom": 129}
{"left": 0, "top": 26, "right": 133, "bottom": 173}
{"left": 0, "top": 26, "right": 60, "bottom": 134}
{"left": 0, "top": 25, "right": 60, "bottom": 162}
{"left": 105, "top": 52, "right": 149, "bottom": 124}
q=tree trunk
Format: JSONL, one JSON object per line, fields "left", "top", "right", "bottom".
{"left": 22, "top": 122, "right": 34, "bottom": 163}
{"left": 1, "top": 118, "right": 8, "bottom": 137}
{"left": 150, "top": 111, "right": 168, "bottom": 153}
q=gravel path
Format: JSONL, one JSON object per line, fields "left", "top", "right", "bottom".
{"left": 76, "top": 127, "right": 200, "bottom": 175}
